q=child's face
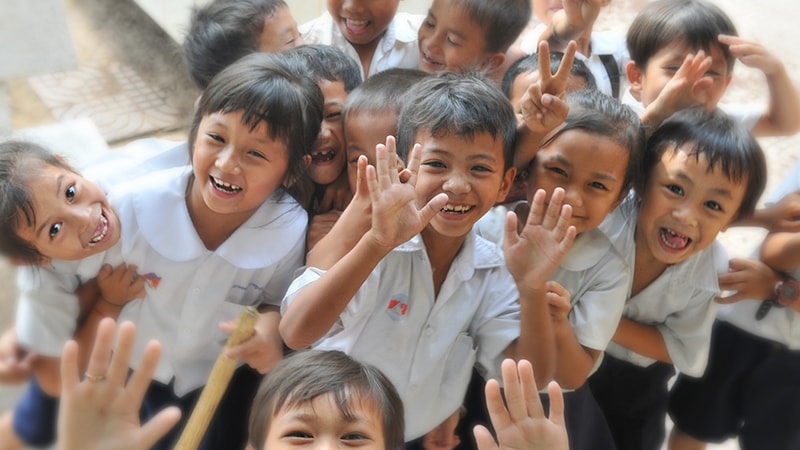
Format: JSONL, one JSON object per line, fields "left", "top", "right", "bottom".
{"left": 532, "top": 0, "right": 563, "bottom": 24}
{"left": 258, "top": 6, "right": 305, "bottom": 53}
{"left": 636, "top": 145, "right": 746, "bottom": 266}
{"left": 344, "top": 109, "right": 400, "bottom": 193}
{"left": 16, "top": 163, "right": 120, "bottom": 263}
{"left": 309, "top": 80, "right": 348, "bottom": 186}
{"left": 631, "top": 41, "right": 732, "bottom": 111}
{"left": 261, "top": 392, "right": 386, "bottom": 450}
{"left": 415, "top": 130, "right": 515, "bottom": 239}
{"left": 417, "top": 0, "right": 497, "bottom": 74}
{"left": 509, "top": 69, "right": 589, "bottom": 112}
{"left": 326, "top": 0, "right": 400, "bottom": 48}
{"left": 528, "top": 129, "right": 629, "bottom": 235}
{"left": 190, "top": 110, "right": 290, "bottom": 221}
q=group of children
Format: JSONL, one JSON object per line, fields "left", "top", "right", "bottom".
{"left": 0, "top": 0, "right": 799, "bottom": 449}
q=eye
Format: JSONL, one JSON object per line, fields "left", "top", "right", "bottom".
{"left": 285, "top": 431, "right": 313, "bottom": 439}
{"left": 325, "top": 111, "right": 342, "bottom": 121}
{"left": 207, "top": 133, "right": 224, "bottom": 144}
{"left": 65, "top": 185, "right": 76, "bottom": 201}
{"left": 589, "top": 181, "right": 608, "bottom": 191}
{"left": 666, "top": 184, "right": 684, "bottom": 196}
{"left": 49, "top": 223, "right": 62, "bottom": 238}
{"left": 705, "top": 200, "right": 722, "bottom": 212}
{"left": 342, "top": 432, "right": 369, "bottom": 441}
{"left": 471, "top": 165, "right": 492, "bottom": 173}
{"left": 664, "top": 65, "right": 680, "bottom": 74}
{"left": 548, "top": 167, "right": 567, "bottom": 177}
{"left": 422, "top": 160, "right": 446, "bottom": 169}
{"left": 423, "top": 16, "right": 434, "bottom": 28}
{"left": 446, "top": 35, "right": 460, "bottom": 46}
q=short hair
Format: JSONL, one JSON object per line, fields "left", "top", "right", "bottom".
{"left": 501, "top": 52, "right": 597, "bottom": 98}
{"left": 189, "top": 52, "right": 323, "bottom": 204}
{"left": 343, "top": 68, "right": 428, "bottom": 126}
{"left": 627, "top": 0, "right": 738, "bottom": 72}
{"left": 537, "top": 89, "right": 646, "bottom": 199}
{"left": 450, "top": 0, "right": 531, "bottom": 53}
{"left": 642, "top": 107, "right": 767, "bottom": 220}
{"left": 283, "top": 44, "right": 362, "bottom": 92}
{"left": 248, "top": 350, "right": 405, "bottom": 450}
{"left": 182, "top": 0, "right": 289, "bottom": 89}
{"left": 0, "top": 140, "right": 77, "bottom": 264}
{"left": 396, "top": 71, "right": 516, "bottom": 169}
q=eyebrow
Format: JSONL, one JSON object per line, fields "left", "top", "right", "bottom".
{"left": 427, "top": 148, "right": 499, "bottom": 163}
{"left": 674, "top": 171, "right": 732, "bottom": 198}
{"left": 35, "top": 174, "right": 63, "bottom": 237}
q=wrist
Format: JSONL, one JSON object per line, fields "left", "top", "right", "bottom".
{"left": 772, "top": 275, "right": 799, "bottom": 307}
{"left": 93, "top": 299, "right": 122, "bottom": 318}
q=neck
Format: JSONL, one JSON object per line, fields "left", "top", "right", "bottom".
{"left": 631, "top": 225, "right": 669, "bottom": 297}
{"left": 186, "top": 180, "right": 252, "bottom": 251}
{"left": 421, "top": 227, "right": 467, "bottom": 297}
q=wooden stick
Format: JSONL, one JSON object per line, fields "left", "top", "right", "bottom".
{"left": 173, "top": 306, "right": 259, "bottom": 450}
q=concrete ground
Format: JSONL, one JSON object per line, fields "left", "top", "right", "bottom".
{"left": 0, "top": 0, "right": 798, "bottom": 449}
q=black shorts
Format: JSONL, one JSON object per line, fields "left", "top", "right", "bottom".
{"left": 668, "top": 320, "right": 800, "bottom": 449}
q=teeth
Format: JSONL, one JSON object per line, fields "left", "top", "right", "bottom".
{"left": 346, "top": 18, "right": 368, "bottom": 26}
{"left": 441, "top": 204, "right": 472, "bottom": 213}
{"left": 660, "top": 228, "right": 691, "bottom": 249}
{"left": 212, "top": 176, "right": 242, "bottom": 193}
{"left": 90, "top": 214, "right": 108, "bottom": 244}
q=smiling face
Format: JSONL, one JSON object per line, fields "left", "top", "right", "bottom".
{"left": 16, "top": 163, "right": 120, "bottom": 264}
{"left": 630, "top": 40, "right": 732, "bottom": 111}
{"left": 415, "top": 129, "right": 515, "bottom": 241}
{"left": 261, "top": 392, "right": 386, "bottom": 450}
{"left": 189, "top": 110, "right": 290, "bottom": 226}
{"left": 326, "top": 0, "right": 399, "bottom": 48}
{"left": 259, "top": 6, "right": 305, "bottom": 53}
{"left": 309, "top": 79, "right": 348, "bottom": 186}
{"left": 417, "top": 0, "right": 496, "bottom": 74}
{"left": 344, "top": 109, "right": 400, "bottom": 192}
{"left": 636, "top": 144, "right": 746, "bottom": 266}
{"left": 528, "top": 129, "right": 629, "bottom": 235}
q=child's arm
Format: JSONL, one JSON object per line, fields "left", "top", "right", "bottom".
{"left": 221, "top": 306, "right": 283, "bottom": 374}
{"left": 719, "top": 34, "right": 800, "bottom": 137}
{"left": 473, "top": 359, "right": 569, "bottom": 450}
{"left": 503, "top": 188, "right": 576, "bottom": 385}
{"left": 716, "top": 258, "right": 780, "bottom": 304}
{"left": 541, "top": 0, "right": 605, "bottom": 53}
{"left": 761, "top": 232, "right": 800, "bottom": 274}
{"left": 611, "top": 319, "right": 671, "bottom": 363}
{"left": 316, "top": 170, "right": 353, "bottom": 214}
{"left": 514, "top": 41, "right": 577, "bottom": 169}
{"left": 736, "top": 189, "right": 800, "bottom": 232}
{"left": 280, "top": 143, "right": 449, "bottom": 350}
{"left": 0, "top": 325, "right": 34, "bottom": 384}
{"left": 58, "top": 318, "right": 181, "bottom": 450}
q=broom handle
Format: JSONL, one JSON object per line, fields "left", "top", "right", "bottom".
{"left": 173, "top": 306, "right": 259, "bottom": 450}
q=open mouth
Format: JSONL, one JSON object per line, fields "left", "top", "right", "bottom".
{"left": 421, "top": 51, "right": 444, "bottom": 69}
{"left": 89, "top": 212, "right": 109, "bottom": 244}
{"left": 211, "top": 175, "right": 242, "bottom": 193}
{"left": 344, "top": 18, "right": 370, "bottom": 35}
{"left": 440, "top": 204, "right": 474, "bottom": 215}
{"left": 311, "top": 149, "right": 337, "bottom": 164}
{"left": 659, "top": 227, "right": 691, "bottom": 250}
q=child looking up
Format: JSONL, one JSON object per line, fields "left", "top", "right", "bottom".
{"left": 588, "top": 107, "right": 767, "bottom": 450}
{"left": 624, "top": 0, "right": 800, "bottom": 136}
{"left": 417, "top": 0, "right": 532, "bottom": 85}
{"left": 280, "top": 71, "right": 575, "bottom": 443}
{"left": 301, "top": 0, "right": 422, "bottom": 79}
{"left": 182, "top": 0, "right": 305, "bottom": 90}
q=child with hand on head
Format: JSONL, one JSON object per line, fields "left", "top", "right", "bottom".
{"left": 0, "top": 140, "right": 147, "bottom": 450}
{"left": 417, "top": 0, "right": 532, "bottom": 85}
{"left": 183, "top": 0, "right": 305, "bottom": 90}
{"left": 301, "top": 0, "right": 422, "bottom": 79}
{"left": 667, "top": 158, "right": 800, "bottom": 450}
{"left": 624, "top": 0, "right": 800, "bottom": 137}
{"left": 95, "top": 52, "right": 322, "bottom": 450}
{"left": 58, "top": 318, "right": 570, "bottom": 450}
{"left": 280, "top": 71, "right": 575, "bottom": 445}
{"left": 502, "top": 49, "right": 597, "bottom": 111}
{"left": 587, "top": 107, "right": 767, "bottom": 450}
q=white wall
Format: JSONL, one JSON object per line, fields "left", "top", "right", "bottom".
{"left": 287, "top": 0, "right": 431, "bottom": 25}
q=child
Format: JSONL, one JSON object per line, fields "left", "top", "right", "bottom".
{"left": 417, "top": 0, "right": 532, "bottom": 85}
{"left": 182, "top": 0, "right": 305, "bottom": 89}
{"left": 300, "top": 0, "right": 422, "bottom": 79}
{"left": 58, "top": 318, "right": 570, "bottom": 450}
{"left": 502, "top": 50, "right": 597, "bottom": 111}
{"left": 517, "top": 0, "right": 627, "bottom": 99}
{"left": 279, "top": 71, "right": 576, "bottom": 443}
{"left": 624, "top": 0, "right": 800, "bottom": 136}
{"left": 667, "top": 159, "right": 800, "bottom": 450}
{"left": 306, "top": 68, "right": 428, "bottom": 251}
{"left": 282, "top": 44, "right": 362, "bottom": 215}
{"left": 587, "top": 107, "right": 768, "bottom": 450}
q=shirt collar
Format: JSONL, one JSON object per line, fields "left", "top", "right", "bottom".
{"left": 560, "top": 228, "right": 614, "bottom": 271}
{"left": 395, "top": 229, "right": 505, "bottom": 281}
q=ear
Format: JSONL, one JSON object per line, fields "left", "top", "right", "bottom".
{"left": 626, "top": 60, "right": 643, "bottom": 94}
{"left": 302, "top": 154, "right": 312, "bottom": 168}
{"left": 484, "top": 52, "right": 506, "bottom": 73}
{"left": 496, "top": 166, "right": 518, "bottom": 203}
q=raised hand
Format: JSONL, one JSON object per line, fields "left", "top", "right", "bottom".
{"left": 519, "top": 40, "right": 576, "bottom": 135}
{"left": 716, "top": 258, "right": 780, "bottom": 304}
{"left": 474, "top": 359, "right": 569, "bottom": 450}
{"left": 642, "top": 51, "right": 713, "bottom": 128}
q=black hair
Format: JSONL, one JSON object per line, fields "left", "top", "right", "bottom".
{"left": 450, "top": 0, "right": 531, "bottom": 53}
{"left": 343, "top": 68, "right": 429, "bottom": 125}
{"left": 283, "top": 44, "right": 363, "bottom": 92}
{"left": 501, "top": 52, "right": 597, "bottom": 98}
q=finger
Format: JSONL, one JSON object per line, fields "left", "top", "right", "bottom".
{"left": 419, "top": 193, "right": 449, "bottom": 224}
{"left": 374, "top": 143, "right": 391, "bottom": 191}
{"left": 714, "top": 292, "right": 745, "bottom": 304}
{"left": 501, "top": 358, "right": 528, "bottom": 421}
{"left": 541, "top": 187, "right": 566, "bottom": 230}
{"left": 366, "top": 163, "right": 379, "bottom": 204}
{"left": 107, "top": 321, "right": 136, "bottom": 386}
{"left": 356, "top": 155, "right": 369, "bottom": 197}
{"left": 518, "top": 359, "right": 545, "bottom": 419}
{"left": 553, "top": 202, "right": 574, "bottom": 243}
{"left": 85, "top": 317, "right": 116, "bottom": 382}
{"left": 538, "top": 40, "right": 552, "bottom": 84}
{"left": 503, "top": 211, "right": 520, "bottom": 251}
{"left": 384, "top": 136, "right": 401, "bottom": 184}
{"left": 526, "top": 188, "right": 548, "bottom": 228}
{"left": 553, "top": 40, "right": 578, "bottom": 87}
{"left": 60, "top": 340, "right": 80, "bottom": 392}
{"left": 126, "top": 340, "right": 163, "bottom": 406}
{"left": 404, "top": 143, "right": 422, "bottom": 186}
{"left": 482, "top": 377, "right": 511, "bottom": 431}
{"left": 137, "top": 406, "right": 181, "bottom": 450}
{"left": 546, "top": 380, "right": 567, "bottom": 427}
{"left": 472, "top": 425, "right": 498, "bottom": 450}
{"left": 97, "top": 264, "right": 112, "bottom": 281}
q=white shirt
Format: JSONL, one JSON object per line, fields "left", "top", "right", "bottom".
{"left": 114, "top": 166, "right": 307, "bottom": 395}
{"left": 621, "top": 89, "right": 762, "bottom": 131}
{"left": 300, "top": 12, "right": 422, "bottom": 79}
{"left": 282, "top": 231, "right": 519, "bottom": 441}
{"left": 717, "top": 160, "right": 800, "bottom": 348}
{"left": 599, "top": 194, "right": 727, "bottom": 377}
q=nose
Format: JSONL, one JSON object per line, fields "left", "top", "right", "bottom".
{"left": 69, "top": 204, "right": 94, "bottom": 234}
{"left": 672, "top": 202, "right": 698, "bottom": 227}
{"left": 562, "top": 185, "right": 583, "bottom": 210}
{"left": 215, "top": 146, "right": 240, "bottom": 174}
{"left": 443, "top": 173, "right": 470, "bottom": 195}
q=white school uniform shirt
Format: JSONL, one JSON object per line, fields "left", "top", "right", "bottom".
{"left": 599, "top": 194, "right": 726, "bottom": 377}
{"left": 300, "top": 12, "right": 422, "bottom": 79}
{"left": 518, "top": 25, "right": 628, "bottom": 99}
{"left": 621, "top": 89, "right": 762, "bottom": 131}
{"left": 717, "top": 160, "right": 800, "bottom": 349}
{"left": 114, "top": 166, "right": 307, "bottom": 396}
{"left": 282, "top": 231, "right": 519, "bottom": 441}
{"left": 551, "top": 226, "right": 631, "bottom": 355}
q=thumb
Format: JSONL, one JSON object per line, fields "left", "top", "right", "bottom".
{"left": 420, "top": 193, "right": 448, "bottom": 224}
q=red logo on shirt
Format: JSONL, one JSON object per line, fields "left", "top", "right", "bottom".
{"left": 386, "top": 295, "right": 409, "bottom": 321}
{"left": 142, "top": 272, "right": 161, "bottom": 288}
